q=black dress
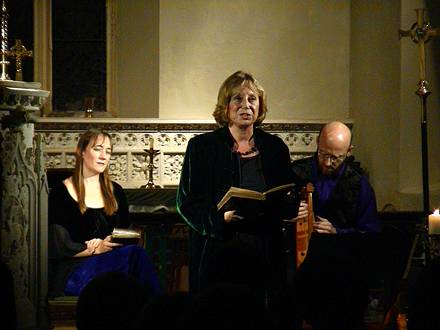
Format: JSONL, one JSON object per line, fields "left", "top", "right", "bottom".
{"left": 48, "top": 181, "right": 160, "bottom": 297}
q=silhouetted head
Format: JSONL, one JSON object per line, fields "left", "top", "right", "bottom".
{"left": 76, "top": 272, "right": 150, "bottom": 330}
{"left": 178, "top": 283, "right": 270, "bottom": 330}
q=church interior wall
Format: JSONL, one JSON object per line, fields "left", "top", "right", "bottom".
{"left": 4, "top": 1, "right": 440, "bottom": 327}
{"left": 115, "top": 0, "right": 160, "bottom": 118}
{"left": 111, "top": 0, "right": 440, "bottom": 211}
{"left": 157, "top": 0, "right": 350, "bottom": 121}
{"left": 350, "top": 0, "right": 402, "bottom": 210}
{"left": 27, "top": 0, "right": 440, "bottom": 210}
{"left": 114, "top": 0, "right": 350, "bottom": 119}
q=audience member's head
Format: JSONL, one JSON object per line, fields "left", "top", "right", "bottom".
{"left": 76, "top": 271, "right": 151, "bottom": 330}
{"left": 135, "top": 292, "right": 191, "bottom": 330}
{"left": 0, "top": 260, "right": 16, "bottom": 330}
{"left": 178, "top": 283, "right": 270, "bottom": 330}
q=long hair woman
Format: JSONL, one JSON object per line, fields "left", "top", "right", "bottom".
{"left": 48, "top": 129, "right": 161, "bottom": 297}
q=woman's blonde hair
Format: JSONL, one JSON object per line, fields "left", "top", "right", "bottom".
{"left": 72, "top": 129, "right": 118, "bottom": 215}
{"left": 212, "top": 70, "right": 268, "bottom": 127}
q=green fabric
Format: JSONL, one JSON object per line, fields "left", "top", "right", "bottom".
{"left": 176, "top": 126, "right": 298, "bottom": 291}
{"left": 177, "top": 126, "right": 295, "bottom": 239}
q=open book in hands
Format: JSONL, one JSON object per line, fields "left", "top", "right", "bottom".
{"left": 217, "top": 183, "right": 296, "bottom": 218}
{"left": 111, "top": 228, "right": 141, "bottom": 245}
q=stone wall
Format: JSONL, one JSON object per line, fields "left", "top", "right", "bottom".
{"left": 36, "top": 118, "right": 335, "bottom": 188}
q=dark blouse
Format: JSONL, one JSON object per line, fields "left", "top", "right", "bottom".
{"left": 238, "top": 154, "right": 266, "bottom": 193}
{"left": 48, "top": 181, "right": 130, "bottom": 296}
{"left": 48, "top": 181, "right": 129, "bottom": 259}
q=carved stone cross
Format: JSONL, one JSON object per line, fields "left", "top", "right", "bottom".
{"left": 10, "top": 39, "right": 32, "bottom": 81}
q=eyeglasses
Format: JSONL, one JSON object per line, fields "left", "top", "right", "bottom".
{"left": 317, "top": 150, "right": 347, "bottom": 164}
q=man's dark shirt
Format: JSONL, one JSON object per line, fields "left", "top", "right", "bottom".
{"left": 291, "top": 155, "right": 380, "bottom": 233}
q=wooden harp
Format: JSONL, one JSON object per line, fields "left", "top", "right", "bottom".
{"left": 295, "top": 182, "right": 314, "bottom": 268}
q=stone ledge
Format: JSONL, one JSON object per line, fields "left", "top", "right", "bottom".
{"left": 36, "top": 119, "right": 354, "bottom": 188}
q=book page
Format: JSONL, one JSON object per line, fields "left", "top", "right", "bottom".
{"left": 264, "top": 183, "right": 295, "bottom": 195}
{"left": 227, "top": 187, "right": 265, "bottom": 199}
{"left": 217, "top": 187, "right": 264, "bottom": 211}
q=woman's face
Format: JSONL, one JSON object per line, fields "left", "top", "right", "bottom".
{"left": 227, "top": 85, "right": 259, "bottom": 128}
{"left": 82, "top": 135, "right": 112, "bottom": 177}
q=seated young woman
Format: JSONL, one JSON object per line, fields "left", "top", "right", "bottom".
{"left": 48, "top": 129, "right": 161, "bottom": 297}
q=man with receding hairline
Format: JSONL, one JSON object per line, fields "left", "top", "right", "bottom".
{"left": 292, "top": 121, "right": 379, "bottom": 234}
{"left": 290, "top": 121, "right": 380, "bottom": 330}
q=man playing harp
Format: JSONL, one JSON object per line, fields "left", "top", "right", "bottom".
{"left": 291, "top": 121, "right": 380, "bottom": 330}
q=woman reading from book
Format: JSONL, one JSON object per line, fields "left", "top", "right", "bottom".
{"left": 48, "top": 129, "right": 161, "bottom": 297}
{"left": 177, "top": 71, "right": 299, "bottom": 321}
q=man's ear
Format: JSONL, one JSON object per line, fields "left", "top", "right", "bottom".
{"left": 347, "top": 145, "right": 354, "bottom": 157}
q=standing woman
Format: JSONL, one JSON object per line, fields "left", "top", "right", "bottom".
{"left": 48, "top": 129, "right": 161, "bottom": 297}
{"left": 177, "top": 71, "right": 298, "bottom": 311}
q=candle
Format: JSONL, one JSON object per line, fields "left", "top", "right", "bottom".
{"left": 149, "top": 137, "right": 154, "bottom": 149}
{"left": 429, "top": 209, "right": 440, "bottom": 235}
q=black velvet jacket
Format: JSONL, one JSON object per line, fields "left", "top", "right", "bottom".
{"left": 177, "top": 126, "right": 296, "bottom": 239}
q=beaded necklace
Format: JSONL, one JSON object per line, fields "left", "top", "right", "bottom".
{"left": 236, "top": 146, "right": 258, "bottom": 156}
{"left": 231, "top": 133, "right": 258, "bottom": 156}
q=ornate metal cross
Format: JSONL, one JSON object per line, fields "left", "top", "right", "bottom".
{"left": 10, "top": 39, "right": 32, "bottom": 81}
{"left": 399, "top": 8, "right": 439, "bottom": 215}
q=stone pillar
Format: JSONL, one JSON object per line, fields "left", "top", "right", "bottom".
{"left": 0, "top": 113, "right": 48, "bottom": 328}
{"left": 0, "top": 80, "right": 49, "bottom": 329}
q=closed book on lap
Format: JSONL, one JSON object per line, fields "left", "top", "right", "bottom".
{"left": 217, "top": 183, "right": 296, "bottom": 218}
{"left": 111, "top": 228, "right": 141, "bottom": 245}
